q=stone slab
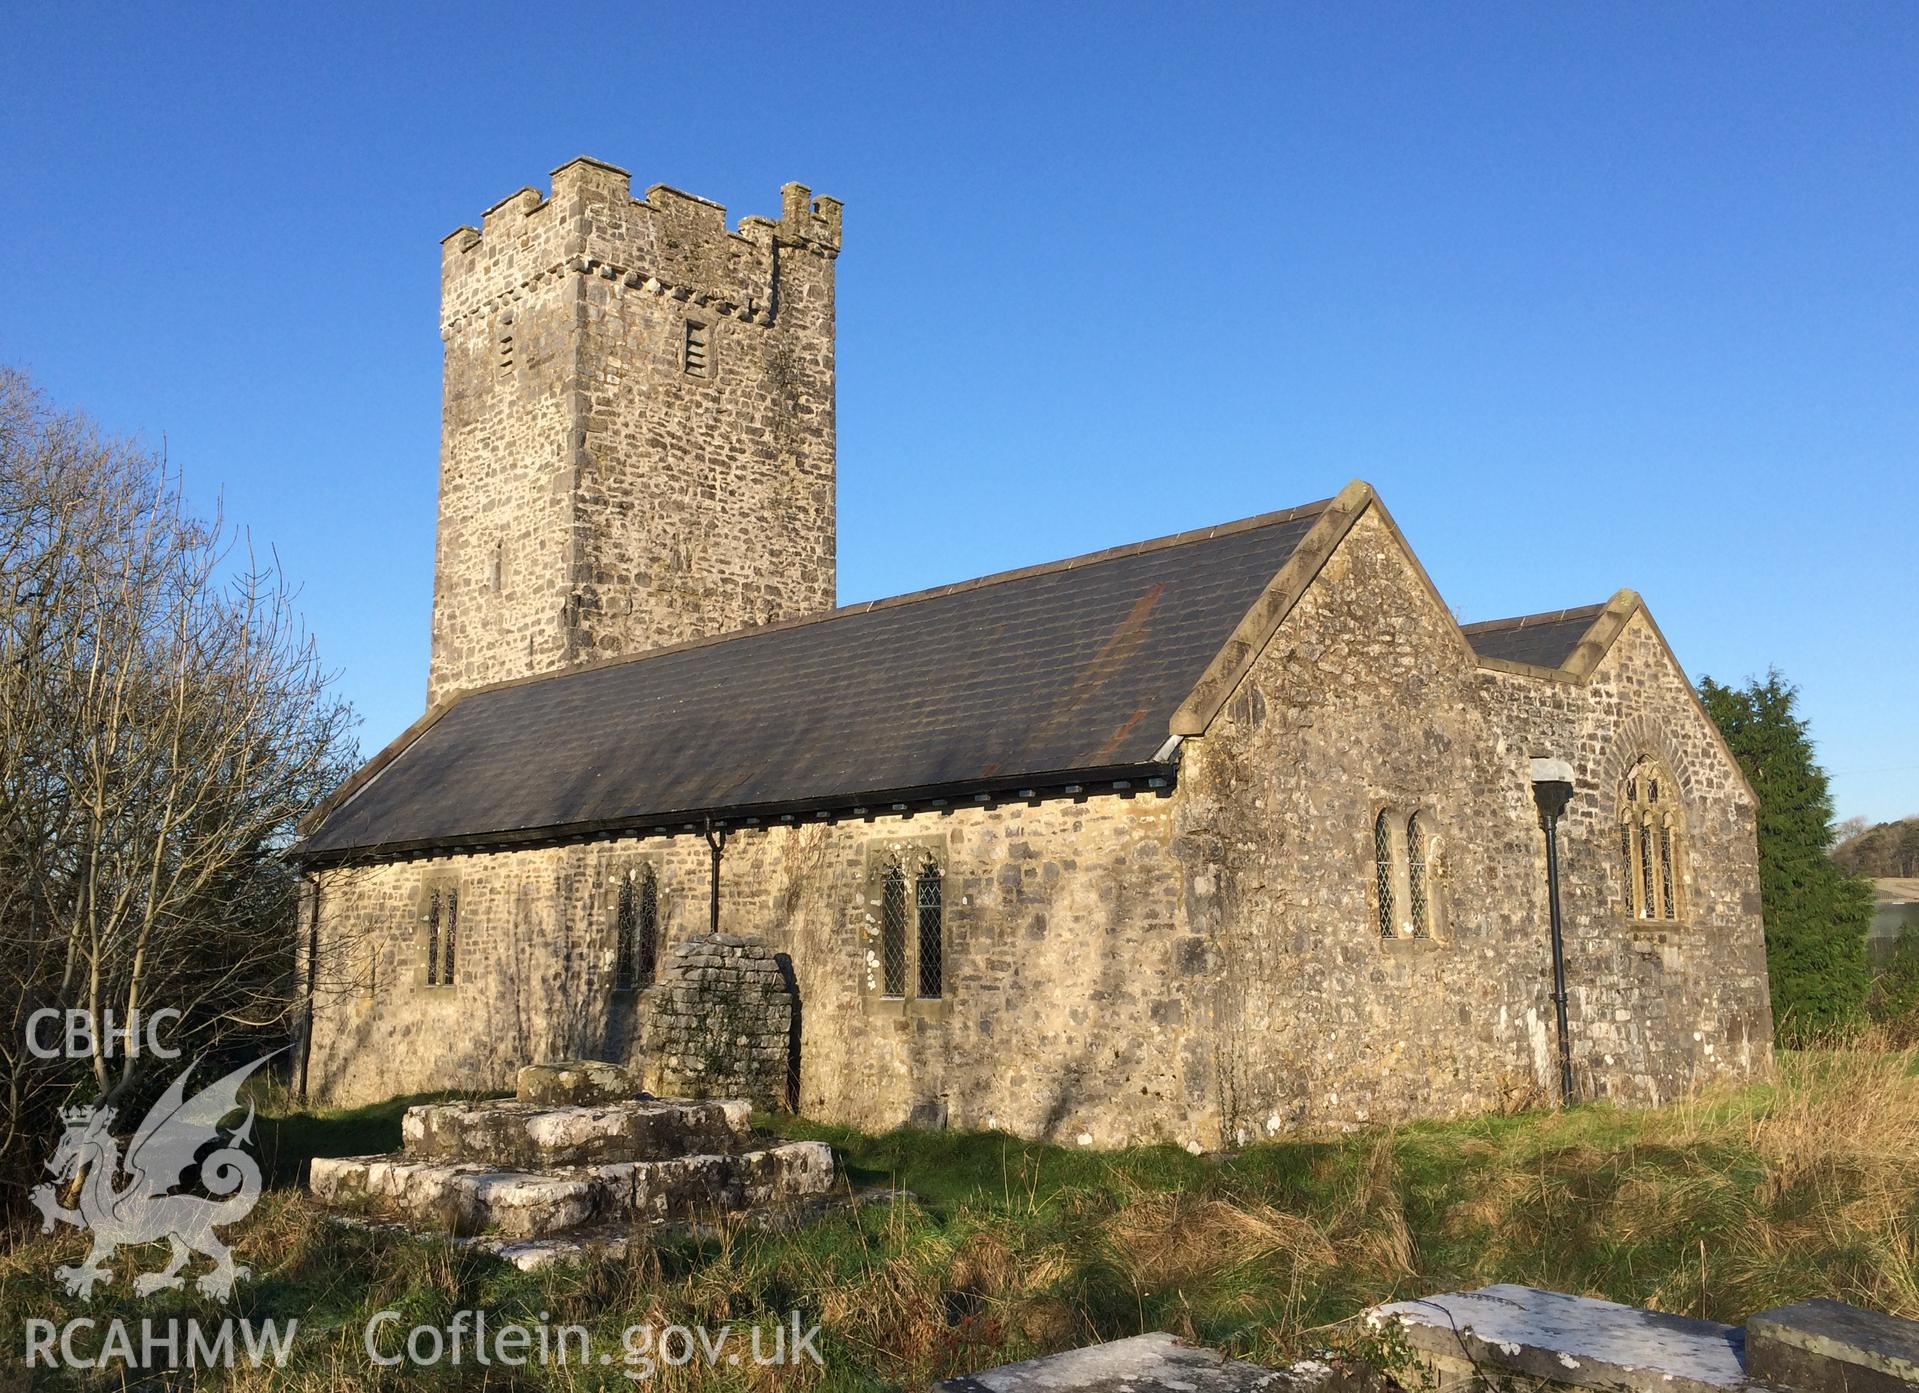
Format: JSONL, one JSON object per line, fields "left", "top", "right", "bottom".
{"left": 1370, "top": 1285, "right": 1749, "bottom": 1393}
{"left": 515, "top": 1059, "right": 639, "bottom": 1106}
{"left": 401, "top": 1097, "right": 752, "bottom": 1166}
{"left": 1747, "top": 1298, "right": 1919, "bottom": 1393}
{"left": 938, "top": 1332, "right": 1288, "bottom": 1393}
{"left": 310, "top": 1139, "right": 833, "bottom": 1239}
{"left": 470, "top": 1187, "right": 909, "bottom": 1272}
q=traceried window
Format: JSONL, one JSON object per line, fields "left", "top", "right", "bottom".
{"left": 1619, "top": 755, "right": 1686, "bottom": 922}
{"left": 870, "top": 848, "right": 947, "bottom": 1004}
{"left": 614, "top": 865, "right": 660, "bottom": 991}
{"left": 880, "top": 863, "right": 908, "bottom": 997}
{"left": 916, "top": 862, "right": 944, "bottom": 999}
{"left": 423, "top": 885, "right": 458, "bottom": 987}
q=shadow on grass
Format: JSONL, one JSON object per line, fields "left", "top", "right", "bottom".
{"left": 252, "top": 1091, "right": 500, "bottom": 1190}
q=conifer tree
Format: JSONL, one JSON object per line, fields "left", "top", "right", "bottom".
{"left": 1699, "top": 671, "right": 1873, "bottom": 1044}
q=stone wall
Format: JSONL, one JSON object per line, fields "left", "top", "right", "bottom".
{"left": 1477, "top": 611, "right": 1773, "bottom": 1098}
{"left": 427, "top": 159, "right": 840, "bottom": 705}
{"left": 641, "top": 933, "right": 796, "bottom": 1109}
{"left": 309, "top": 502, "right": 1769, "bottom": 1147}
{"left": 1173, "top": 505, "right": 1769, "bottom": 1141}
{"left": 305, "top": 792, "right": 1203, "bottom": 1146}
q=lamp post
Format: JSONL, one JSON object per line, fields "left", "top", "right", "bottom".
{"left": 703, "top": 819, "right": 728, "bottom": 936}
{"left": 1530, "top": 757, "right": 1576, "bottom": 1107}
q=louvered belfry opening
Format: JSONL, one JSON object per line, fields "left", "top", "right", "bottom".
{"left": 683, "top": 320, "right": 710, "bottom": 377}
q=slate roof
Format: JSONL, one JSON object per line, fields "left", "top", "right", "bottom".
{"left": 300, "top": 499, "right": 1335, "bottom": 861}
{"left": 1461, "top": 605, "right": 1604, "bottom": 670}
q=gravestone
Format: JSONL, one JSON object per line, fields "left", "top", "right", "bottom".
{"left": 1747, "top": 1298, "right": 1919, "bottom": 1393}
{"left": 939, "top": 1333, "right": 1305, "bottom": 1393}
{"left": 1370, "top": 1285, "right": 1749, "bottom": 1393}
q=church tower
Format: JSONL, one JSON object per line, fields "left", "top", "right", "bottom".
{"left": 427, "top": 157, "right": 841, "bottom": 705}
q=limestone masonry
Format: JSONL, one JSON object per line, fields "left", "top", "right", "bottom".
{"left": 429, "top": 157, "right": 838, "bottom": 706}
{"left": 298, "top": 157, "right": 1772, "bottom": 1149}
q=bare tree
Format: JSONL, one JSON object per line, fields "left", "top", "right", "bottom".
{"left": 0, "top": 367, "right": 357, "bottom": 1214}
{"left": 1831, "top": 815, "right": 1872, "bottom": 850}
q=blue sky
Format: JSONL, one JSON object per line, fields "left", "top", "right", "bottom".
{"left": 4, "top": 4, "right": 1914, "bottom": 821}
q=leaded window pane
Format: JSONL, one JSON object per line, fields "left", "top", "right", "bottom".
{"left": 1374, "top": 811, "right": 1395, "bottom": 938}
{"left": 1406, "top": 813, "right": 1429, "bottom": 939}
{"left": 1639, "top": 820, "right": 1657, "bottom": 918}
{"left": 615, "top": 879, "right": 636, "bottom": 990}
{"left": 1659, "top": 826, "right": 1677, "bottom": 920}
{"left": 1620, "top": 822, "right": 1635, "bottom": 916}
{"left": 916, "top": 863, "right": 943, "bottom": 999}
{"left": 443, "top": 890, "right": 458, "bottom": 983}
{"left": 880, "top": 864, "right": 907, "bottom": 997}
{"left": 426, "top": 889, "right": 441, "bottom": 986}
{"left": 637, "top": 868, "right": 659, "bottom": 986}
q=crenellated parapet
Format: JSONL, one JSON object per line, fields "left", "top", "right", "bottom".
{"left": 439, "top": 157, "right": 840, "bottom": 340}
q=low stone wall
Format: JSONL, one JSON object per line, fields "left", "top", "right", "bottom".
{"left": 642, "top": 933, "right": 796, "bottom": 1109}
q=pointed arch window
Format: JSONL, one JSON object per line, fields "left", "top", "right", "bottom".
{"left": 1619, "top": 755, "right": 1686, "bottom": 923}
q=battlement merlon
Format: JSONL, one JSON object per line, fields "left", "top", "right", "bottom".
{"left": 440, "top": 157, "right": 842, "bottom": 279}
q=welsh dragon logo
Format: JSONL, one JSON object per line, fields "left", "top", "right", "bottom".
{"left": 31, "top": 1052, "right": 278, "bottom": 1301}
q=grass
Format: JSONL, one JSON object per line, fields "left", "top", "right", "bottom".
{"left": 3, "top": 1046, "right": 1917, "bottom": 1390}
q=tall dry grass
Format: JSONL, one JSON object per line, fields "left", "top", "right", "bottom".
{"left": 3, "top": 1045, "right": 1916, "bottom": 1390}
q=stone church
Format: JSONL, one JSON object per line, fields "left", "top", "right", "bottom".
{"left": 297, "top": 156, "right": 1773, "bottom": 1149}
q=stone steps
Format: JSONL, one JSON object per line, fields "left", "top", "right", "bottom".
{"left": 467, "top": 1187, "right": 908, "bottom": 1272}
{"left": 310, "top": 1139, "right": 834, "bottom": 1239}
{"left": 306, "top": 1060, "right": 846, "bottom": 1265}
{"left": 400, "top": 1097, "right": 752, "bottom": 1167}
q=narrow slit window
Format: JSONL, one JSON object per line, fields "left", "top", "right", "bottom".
{"left": 442, "top": 890, "right": 458, "bottom": 983}
{"left": 916, "top": 862, "right": 943, "bottom": 999}
{"left": 636, "top": 867, "right": 659, "bottom": 986}
{"left": 1620, "top": 822, "right": 1636, "bottom": 917}
{"left": 615, "top": 879, "right": 636, "bottom": 990}
{"left": 880, "top": 864, "right": 907, "bottom": 997}
{"left": 425, "top": 889, "right": 441, "bottom": 986}
{"left": 1639, "top": 819, "right": 1657, "bottom": 918}
{"left": 614, "top": 868, "right": 661, "bottom": 990}
{"left": 1374, "top": 811, "right": 1395, "bottom": 938}
{"left": 683, "top": 320, "right": 710, "bottom": 377}
{"left": 1405, "top": 813, "right": 1429, "bottom": 939}
{"left": 1659, "top": 826, "right": 1677, "bottom": 920}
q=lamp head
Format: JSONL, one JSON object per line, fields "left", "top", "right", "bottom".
{"left": 1530, "top": 756, "right": 1575, "bottom": 821}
